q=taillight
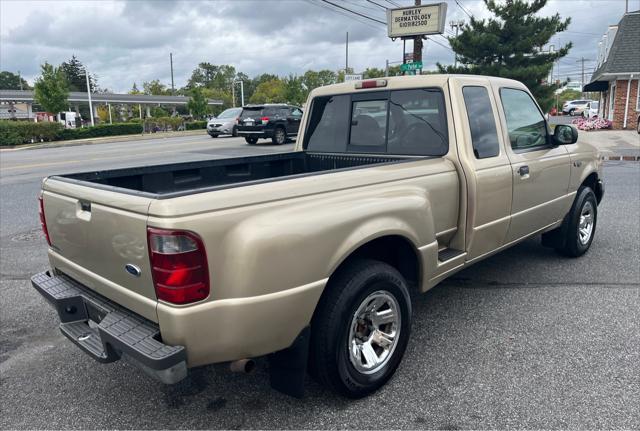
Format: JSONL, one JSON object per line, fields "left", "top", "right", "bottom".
{"left": 38, "top": 194, "right": 51, "bottom": 246}
{"left": 147, "top": 228, "right": 209, "bottom": 305}
{"left": 260, "top": 116, "right": 270, "bottom": 124}
{"left": 355, "top": 79, "right": 387, "bottom": 89}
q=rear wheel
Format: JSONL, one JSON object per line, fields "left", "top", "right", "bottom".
{"left": 245, "top": 137, "right": 258, "bottom": 145}
{"left": 569, "top": 109, "right": 576, "bottom": 116}
{"left": 309, "top": 259, "right": 411, "bottom": 398}
{"left": 272, "top": 127, "right": 286, "bottom": 145}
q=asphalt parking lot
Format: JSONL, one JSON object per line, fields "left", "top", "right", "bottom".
{"left": 1, "top": 133, "right": 638, "bottom": 429}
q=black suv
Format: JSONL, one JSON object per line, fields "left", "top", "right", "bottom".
{"left": 236, "top": 104, "right": 303, "bottom": 145}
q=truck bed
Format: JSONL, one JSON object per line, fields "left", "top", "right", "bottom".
{"left": 52, "top": 152, "right": 408, "bottom": 198}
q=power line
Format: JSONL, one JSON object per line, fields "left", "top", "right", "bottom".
{"left": 454, "top": 0, "right": 474, "bottom": 19}
{"left": 382, "top": 0, "right": 401, "bottom": 7}
{"left": 319, "top": 0, "right": 386, "bottom": 25}
{"left": 365, "top": 0, "right": 389, "bottom": 10}
{"left": 307, "top": 0, "right": 382, "bottom": 30}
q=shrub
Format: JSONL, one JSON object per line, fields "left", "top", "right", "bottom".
{"left": 0, "top": 121, "right": 63, "bottom": 146}
{"left": 571, "top": 117, "right": 612, "bottom": 131}
{"left": 185, "top": 121, "right": 207, "bottom": 130}
{"left": 55, "top": 123, "right": 143, "bottom": 141}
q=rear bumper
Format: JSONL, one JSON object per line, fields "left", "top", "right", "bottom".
{"left": 237, "top": 128, "right": 272, "bottom": 138}
{"left": 31, "top": 270, "right": 187, "bottom": 384}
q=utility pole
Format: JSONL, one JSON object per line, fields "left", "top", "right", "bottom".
{"left": 170, "top": 53, "right": 175, "bottom": 95}
{"left": 345, "top": 32, "right": 349, "bottom": 74}
{"left": 385, "top": 59, "right": 389, "bottom": 77}
{"left": 577, "top": 57, "right": 593, "bottom": 95}
{"left": 413, "top": 0, "right": 423, "bottom": 73}
{"left": 85, "top": 68, "right": 95, "bottom": 127}
{"left": 17, "top": 70, "right": 23, "bottom": 90}
{"left": 449, "top": 20, "right": 464, "bottom": 67}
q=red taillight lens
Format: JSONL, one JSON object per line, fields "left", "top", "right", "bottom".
{"left": 147, "top": 228, "right": 209, "bottom": 305}
{"left": 355, "top": 79, "right": 387, "bottom": 89}
{"left": 38, "top": 194, "right": 51, "bottom": 246}
{"left": 260, "top": 116, "right": 270, "bottom": 124}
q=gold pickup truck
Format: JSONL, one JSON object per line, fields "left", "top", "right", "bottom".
{"left": 32, "top": 75, "right": 604, "bottom": 398}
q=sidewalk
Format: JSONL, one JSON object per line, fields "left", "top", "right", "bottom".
{"left": 577, "top": 130, "right": 640, "bottom": 160}
{"left": 0, "top": 129, "right": 207, "bottom": 152}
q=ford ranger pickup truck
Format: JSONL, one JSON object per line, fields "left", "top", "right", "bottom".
{"left": 32, "top": 75, "right": 604, "bottom": 398}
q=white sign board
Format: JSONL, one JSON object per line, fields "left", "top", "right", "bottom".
{"left": 387, "top": 2, "right": 447, "bottom": 39}
{"left": 344, "top": 74, "right": 363, "bottom": 82}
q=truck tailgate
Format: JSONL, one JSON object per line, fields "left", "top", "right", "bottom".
{"left": 42, "top": 179, "right": 157, "bottom": 322}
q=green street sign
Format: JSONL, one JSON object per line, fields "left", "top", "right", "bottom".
{"left": 401, "top": 61, "right": 423, "bottom": 71}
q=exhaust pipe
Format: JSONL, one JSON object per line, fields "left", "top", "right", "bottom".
{"left": 230, "top": 358, "right": 256, "bottom": 374}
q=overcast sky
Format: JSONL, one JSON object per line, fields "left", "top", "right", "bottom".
{"left": 1, "top": 0, "right": 637, "bottom": 93}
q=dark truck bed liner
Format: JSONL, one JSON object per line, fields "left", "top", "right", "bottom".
{"left": 52, "top": 152, "right": 411, "bottom": 198}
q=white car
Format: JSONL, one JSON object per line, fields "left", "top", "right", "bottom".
{"left": 582, "top": 101, "right": 599, "bottom": 119}
{"left": 562, "top": 99, "right": 593, "bottom": 116}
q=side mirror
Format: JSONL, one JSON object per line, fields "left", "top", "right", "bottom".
{"left": 553, "top": 124, "right": 578, "bottom": 145}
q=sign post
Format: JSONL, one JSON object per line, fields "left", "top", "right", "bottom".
{"left": 387, "top": 2, "right": 447, "bottom": 75}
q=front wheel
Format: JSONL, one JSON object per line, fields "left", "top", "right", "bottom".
{"left": 245, "top": 137, "right": 258, "bottom": 145}
{"left": 309, "top": 259, "right": 412, "bottom": 398}
{"left": 232, "top": 126, "right": 238, "bottom": 137}
{"left": 569, "top": 109, "right": 576, "bottom": 116}
{"left": 545, "top": 186, "right": 598, "bottom": 257}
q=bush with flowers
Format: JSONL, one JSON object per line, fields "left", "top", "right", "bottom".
{"left": 571, "top": 117, "right": 612, "bottom": 131}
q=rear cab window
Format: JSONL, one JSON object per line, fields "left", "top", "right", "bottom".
{"left": 304, "top": 88, "right": 448, "bottom": 156}
{"left": 462, "top": 86, "right": 500, "bottom": 159}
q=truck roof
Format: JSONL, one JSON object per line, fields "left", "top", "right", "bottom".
{"left": 309, "top": 74, "right": 525, "bottom": 98}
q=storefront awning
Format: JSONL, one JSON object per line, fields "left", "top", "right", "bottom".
{"left": 583, "top": 81, "right": 609, "bottom": 92}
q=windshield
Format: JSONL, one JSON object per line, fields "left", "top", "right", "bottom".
{"left": 217, "top": 108, "right": 241, "bottom": 119}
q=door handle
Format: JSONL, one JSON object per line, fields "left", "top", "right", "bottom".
{"left": 518, "top": 165, "right": 530, "bottom": 176}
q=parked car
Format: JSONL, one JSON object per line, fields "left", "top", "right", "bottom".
{"left": 236, "top": 104, "right": 303, "bottom": 145}
{"left": 582, "top": 101, "right": 600, "bottom": 119}
{"left": 207, "top": 107, "right": 242, "bottom": 138}
{"left": 562, "top": 99, "right": 593, "bottom": 116}
{"left": 554, "top": 81, "right": 583, "bottom": 95}
{"left": 32, "top": 75, "right": 603, "bottom": 399}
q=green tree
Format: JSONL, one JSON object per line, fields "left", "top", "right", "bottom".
{"left": 282, "top": 75, "right": 306, "bottom": 105}
{"left": 249, "top": 78, "right": 286, "bottom": 104}
{"left": 60, "top": 55, "right": 97, "bottom": 92}
{"left": 362, "top": 68, "right": 386, "bottom": 79}
{"left": 33, "top": 62, "right": 69, "bottom": 118}
{"left": 0, "top": 71, "right": 30, "bottom": 90}
{"left": 438, "top": 0, "right": 571, "bottom": 111}
{"left": 143, "top": 80, "right": 171, "bottom": 95}
{"left": 129, "top": 82, "right": 141, "bottom": 94}
{"left": 187, "top": 87, "right": 208, "bottom": 119}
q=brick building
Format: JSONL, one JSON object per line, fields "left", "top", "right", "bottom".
{"left": 584, "top": 11, "right": 640, "bottom": 131}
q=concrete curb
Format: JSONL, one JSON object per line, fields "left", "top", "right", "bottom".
{"left": 0, "top": 129, "right": 208, "bottom": 152}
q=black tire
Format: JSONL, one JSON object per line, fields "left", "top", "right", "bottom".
{"left": 551, "top": 186, "right": 598, "bottom": 257}
{"left": 309, "top": 259, "right": 412, "bottom": 398}
{"left": 210, "top": 134, "right": 218, "bottom": 139}
{"left": 569, "top": 109, "right": 576, "bottom": 116}
{"left": 232, "top": 126, "right": 238, "bottom": 137}
{"left": 272, "top": 126, "right": 286, "bottom": 145}
{"left": 245, "top": 137, "right": 258, "bottom": 145}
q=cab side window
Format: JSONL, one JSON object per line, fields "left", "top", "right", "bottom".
{"left": 462, "top": 86, "right": 500, "bottom": 159}
{"left": 291, "top": 108, "right": 303, "bottom": 118}
{"left": 500, "top": 88, "right": 549, "bottom": 151}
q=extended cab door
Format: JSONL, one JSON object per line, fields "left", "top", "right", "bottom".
{"left": 450, "top": 77, "right": 513, "bottom": 260}
{"left": 493, "top": 85, "right": 571, "bottom": 242}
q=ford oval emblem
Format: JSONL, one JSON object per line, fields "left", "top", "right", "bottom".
{"left": 125, "top": 264, "right": 141, "bottom": 277}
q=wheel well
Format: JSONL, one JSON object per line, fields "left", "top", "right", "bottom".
{"left": 581, "top": 172, "right": 602, "bottom": 203}
{"left": 332, "top": 235, "right": 421, "bottom": 287}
